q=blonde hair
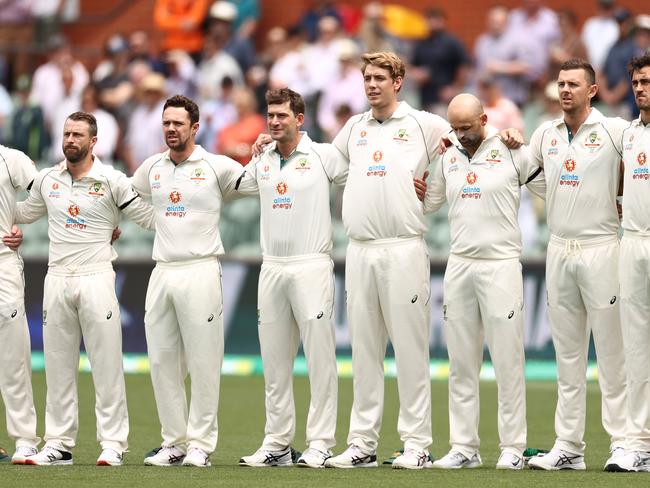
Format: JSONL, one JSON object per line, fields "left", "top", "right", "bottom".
{"left": 361, "top": 51, "right": 406, "bottom": 81}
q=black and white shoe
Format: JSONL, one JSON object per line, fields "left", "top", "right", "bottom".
{"left": 324, "top": 445, "right": 378, "bottom": 468}
{"left": 528, "top": 448, "right": 585, "bottom": 470}
{"left": 24, "top": 445, "right": 73, "bottom": 466}
{"left": 239, "top": 446, "right": 293, "bottom": 467}
{"left": 144, "top": 446, "right": 185, "bottom": 466}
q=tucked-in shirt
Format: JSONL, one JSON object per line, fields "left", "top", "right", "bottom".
{"left": 621, "top": 118, "right": 650, "bottom": 233}
{"left": 333, "top": 101, "right": 449, "bottom": 241}
{"left": 131, "top": 145, "right": 244, "bottom": 262}
{"left": 424, "top": 127, "right": 545, "bottom": 259}
{"left": 239, "top": 132, "right": 348, "bottom": 257}
{"left": 529, "top": 108, "right": 629, "bottom": 239}
{"left": 0, "top": 145, "right": 37, "bottom": 258}
{"left": 15, "top": 157, "right": 154, "bottom": 268}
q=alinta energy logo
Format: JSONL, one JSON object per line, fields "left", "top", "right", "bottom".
{"left": 65, "top": 203, "right": 87, "bottom": 229}
{"left": 633, "top": 151, "right": 649, "bottom": 180}
{"left": 273, "top": 181, "right": 292, "bottom": 209}
{"left": 367, "top": 150, "right": 387, "bottom": 177}
{"left": 166, "top": 190, "right": 186, "bottom": 217}
{"left": 462, "top": 171, "right": 481, "bottom": 199}
{"left": 560, "top": 159, "right": 580, "bottom": 186}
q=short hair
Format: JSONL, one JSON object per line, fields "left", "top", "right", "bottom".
{"left": 163, "top": 94, "right": 200, "bottom": 125}
{"left": 265, "top": 87, "right": 305, "bottom": 116}
{"left": 361, "top": 52, "right": 406, "bottom": 81}
{"left": 66, "top": 111, "right": 97, "bottom": 137}
{"left": 559, "top": 58, "right": 596, "bottom": 85}
{"left": 628, "top": 53, "right": 650, "bottom": 77}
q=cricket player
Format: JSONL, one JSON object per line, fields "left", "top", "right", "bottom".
{"left": 527, "top": 59, "right": 629, "bottom": 471}
{"left": 237, "top": 88, "right": 348, "bottom": 468}
{"left": 132, "top": 95, "right": 247, "bottom": 468}
{"left": 606, "top": 53, "right": 650, "bottom": 473}
{"left": 13, "top": 111, "right": 155, "bottom": 466}
{"left": 0, "top": 145, "right": 40, "bottom": 464}
{"left": 418, "top": 94, "right": 545, "bottom": 470}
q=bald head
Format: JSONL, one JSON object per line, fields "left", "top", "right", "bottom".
{"left": 447, "top": 94, "right": 488, "bottom": 154}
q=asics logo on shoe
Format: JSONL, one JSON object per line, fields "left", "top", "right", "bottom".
{"left": 352, "top": 454, "right": 377, "bottom": 465}
{"left": 556, "top": 453, "right": 582, "bottom": 466}
{"left": 168, "top": 454, "right": 184, "bottom": 464}
{"left": 264, "top": 450, "right": 290, "bottom": 464}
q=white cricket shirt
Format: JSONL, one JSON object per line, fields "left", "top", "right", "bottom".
{"left": 131, "top": 145, "right": 244, "bottom": 263}
{"left": 239, "top": 132, "right": 348, "bottom": 257}
{"left": 529, "top": 108, "right": 629, "bottom": 239}
{"left": 424, "top": 127, "right": 545, "bottom": 259}
{"left": 15, "top": 157, "right": 154, "bottom": 268}
{"left": 622, "top": 118, "right": 650, "bottom": 233}
{"left": 333, "top": 101, "right": 449, "bottom": 241}
{"left": 0, "top": 145, "right": 37, "bottom": 259}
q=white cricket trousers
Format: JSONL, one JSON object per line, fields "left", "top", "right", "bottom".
{"left": 619, "top": 232, "right": 650, "bottom": 452}
{"left": 144, "top": 257, "right": 224, "bottom": 454}
{"left": 42, "top": 262, "right": 128, "bottom": 452}
{"left": 345, "top": 236, "right": 431, "bottom": 452}
{"left": 258, "top": 254, "right": 337, "bottom": 451}
{"left": 0, "top": 254, "right": 39, "bottom": 449}
{"left": 546, "top": 234, "right": 626, "bottom": 455}
{"left": 443, "top": 255, "right": 527, "bottom": 458}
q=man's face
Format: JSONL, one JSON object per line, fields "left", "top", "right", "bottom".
{"left": 557, "top": 69, "right": 596, "bottom": 114}
{"left": 267, "top": 101, "right": 303, "bottom": 143}
{"left": 62, "top": 119, "right": 95, "bottom": 163}
{"left": 449, "top": 113, "right": 487, "bottom": 151}
{"left": 632, "top": 66, "right": 650, "bottom": 112}
{"left": 162, "top": 106, "right": 197, "bottom": 152}
{"left": 363, "top": 64, "right": 401, "bottom": 110}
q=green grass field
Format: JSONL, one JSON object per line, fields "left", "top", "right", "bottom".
{"left": 0, "top": 373, "right": 646, "bottom": 487}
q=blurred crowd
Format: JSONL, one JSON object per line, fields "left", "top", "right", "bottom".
{"left": 0, "top": 0, "right": 648, "bottom": 258}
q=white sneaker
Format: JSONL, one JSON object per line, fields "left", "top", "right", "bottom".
{"left": 239, "top": 446, "right": 292, "bottom": 467}
{"left": 496, "top": 451, "right": 524, "bottom": 470}
{"left": 433, "top": 450, "right": 482, "bottom": 469}
{"left": 528, "top": 448, "right": 585, "bottom": 470}
{"left": 96, "top": 448, "right": 123, "bottom": 466}
{"left": 24, "top": 445, "right": 73, "bottom": 466}
{"left": 605, "top": 449, "right": 650, "bottom": 472}
{"left": 603, "top": 447, "right": 627, "bottom": 472}
{"left": 182, "top": 447, "right": 211, "bottom": 467}
{"left": 144, "top": 446, "right": 186, "bottom": 466}
{"left": 296, "top": 447, "right": 332, "bottom": 468}
{"left": 11, "top": 446, "right": 38, "bottom": 465}
{"left": 325, "top": 445, "right": 378, "bottom": 468}
{"left": 392, "top": 448, "right": 433, "bottom": 469}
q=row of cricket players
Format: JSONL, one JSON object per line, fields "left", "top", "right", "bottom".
{"left": 0, "top": 51, "right": 648, "bottom": 471}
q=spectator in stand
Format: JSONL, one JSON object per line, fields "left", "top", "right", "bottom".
{"left": 197, "top": 34, "right": 244, "bottom": 106}
{"left": 410, "top": 8, "right": 470, "bottom": 114}
{"left": 129, "top": 30, "right": 165, "bottom": 74}
{"left": 225, "top": 0, "right": 260, "bottom": 39}
{"left": 300, "top": 0, "right": 341, "bottom": 43}
{"left": 357, "top": 2, "right": 394, "bottom": 54}
{"left": 0, "top": 81, "right": 12, "bottom": 142}
{"left": 49, "top": 66, "right": 80, "bottom": 161}
{"left": 476, "top": 75, "right": 523, "bottom": 132}
{"left": 581, "top": 0, "right": 619, "bottom": 72}
{"left": 268, "top": 25, "right": 311, "bottom": 96}
{"left": 123, "top": 73, "right": 167, "bottom": 174}
{"left": 198, "top": 76, "right": 237, "bottom": 153}
{"left": 215, "top": 86, "right": 265, "bottom": 165}
{"left": 163, "top": 49, "right": 197, "bottom": 99}
{"left": 305, "top": 16, "right": 345, "bottom": 97}
{"left": 154, "top": 0, "right": 209, "bottom": 57}
{"left": 548, "top": 9, "right": 588, "bottom": 81}
{"left": 601, "top": 13, "right": 649, "bottom": 119}
{"left": 317, "top": 39, "right": 367, "bottom": 141}
{"left": 7, "top": 76, "right": 48, "bottom": 161}
{"left": 29, "top": 34, "right": 89, "bottom": 132}
{"left": 206, "top": 1, "right": 256, "bottom": 74}
{"left": 475, "top": 5, "right": 538, "bottom": 107}
{"left": 258, "top": 27, "right": 288, "bottom": 71}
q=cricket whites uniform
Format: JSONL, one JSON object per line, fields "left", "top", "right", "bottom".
{"left": 132, "top": 145, "right": 244, "bottom": 454}
{"left": 239, "top": 133, "right": 348, "bottom": 452}
{"left": 530, "top": 108, "right": 629, "bottom": 455}
{"left": 0, "top": 146, "right": 40, "bottom": 451}
{"left": 424, "top": 128, "right": 545, "bottom": 459}
{"left": 15, "top": 158, "right": 154, "bottom": 453}
{"left": 620, "top": 118, "right": 650, "bottom": 452}
{"left": 332, "top": 101, "right": 448, "bottom": 452}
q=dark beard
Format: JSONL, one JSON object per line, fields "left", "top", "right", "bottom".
{"left": 63, "top": 145, "right": 88, "bottom": 163}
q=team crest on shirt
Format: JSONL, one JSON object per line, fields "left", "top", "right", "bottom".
{"left": 295, "top": 157, "right": 311, "bottom": 171}
{"left": 392, "top": 128, "right": 409, "bottom": 142}
{"left": 166, "top": 191, "right": 186, "bottom": 217}
{"left": 65, "top": 204, "right": 86, "bottom": 229}
{"left": 463, "top": 172, "right": 481, "bottom": 199}
{"left": 190, "top": 168, "right": 206, "bottom": 183}
{"left": 88, "top": 182, "right": 105, "bottom": 197}
{"left": 152, "top": 173, "right": 161, "bottom": 189}
{"left": 584, "top": 131, "right": 602, "bottom": 151}
{"left": 633, "top": 151, "right": 649, "bottom": 180}
{"left": 486, "top": 149, "right": 501, "bottom": 163}
{"left": 560, "top": 159, "right": 580, "bottom": 186}
{"left": 49, "top": 182, "right": 61, "bottom": 198}
{"left": 273, "top": 181, "right": 292, "bottom": 209}
{"left": 356, "top": 130, "right": 368, "bottom": 146}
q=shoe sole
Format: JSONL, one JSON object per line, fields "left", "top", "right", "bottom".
{"left": 392, "top": 463, "right": 433, "bottom": 470}
{"left": 529, "top": 463, "right": 586, "bottom": 471}
{"left": 143, "top": 460, "right": 184, "bottom": 467}
{"left": 239, "top": 461, "right": 292, "bottom": 467}
{"left": 325, "top": 461, "right": 378, "bottom": 469}
{"left": 433, "top": 463, "right": 482, "bottom": 469}
{"left": 496, "top": 465, "right": 523, "bottom": 470}
{"left": 97, "top": 461, "right": 122, "bottom": 466}
{"left": 296, "top": 461, "right": 325, "bottom": 468}
{"left": 604, "top": 463, "right": 635, "bottom": 472}
{"left": 24, "top": 460, "right": 73, "bottom": 466}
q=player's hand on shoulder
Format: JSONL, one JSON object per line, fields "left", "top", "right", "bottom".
{"left": 251, "top": 133, "right": 273, "bottom": 156}
{"left": 498, "top": 128, "right": 524, "bottom": 149}
{"left": 111, "top": 227, "right": 122, "bottom": 244}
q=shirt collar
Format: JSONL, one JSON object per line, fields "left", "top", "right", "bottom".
{"left": 552, "top": 107, "right": 605, "bottom": 129}
{"left": 56, "top": 155, "right": 105, "bottom": 179}
{"left": 165, "top": 145, "right": 206, "bottom": 165}
{"left": 271, "top": 132, "right": 312, "bottom": 158}
{"left": 368, "top": 101, "right": 411, "bottom": 122}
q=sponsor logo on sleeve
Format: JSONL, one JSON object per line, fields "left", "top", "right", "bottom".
{"left": 152, "top": 173, "right": 161, "bottom": 190}
{"left": 356, "top": 129, "right": 368, "bottom": 146}
{"left": 49, "top": 182, "right": 61, "bottom": 198}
